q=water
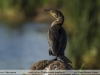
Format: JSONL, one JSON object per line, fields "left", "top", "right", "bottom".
{"left": 0, "top": 22, "right": 55, "bottom": 70}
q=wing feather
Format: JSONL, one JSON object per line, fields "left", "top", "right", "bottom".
{"left": 48, "top": 25, "right": 67, "bottom": 56}
{"left": 48, "top": 25, "right": 60, "bottom": 56}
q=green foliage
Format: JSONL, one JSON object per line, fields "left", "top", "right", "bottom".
{"left": 65, "top": 0, "right": 100, "bottom": 69}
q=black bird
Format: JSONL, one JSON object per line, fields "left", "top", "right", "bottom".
{"left": 43, "top": 9, "right": 72, "bottom": 63}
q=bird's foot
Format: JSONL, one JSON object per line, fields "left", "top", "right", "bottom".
{"left": 52, "top": 58, "right": 57, "bottom": 61}
{"left": 49, "top": 49, "right": 52, "bottom": 56}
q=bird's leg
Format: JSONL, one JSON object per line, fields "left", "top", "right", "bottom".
{"left": 49, "top": 49, "right": 52, "bottom": 56}
{"left": 52, "top": 57, "right": 58, "bottom": 61}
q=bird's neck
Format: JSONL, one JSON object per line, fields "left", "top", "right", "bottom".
{"left": 51, "top": 16, "right": 64, "bottom": 27}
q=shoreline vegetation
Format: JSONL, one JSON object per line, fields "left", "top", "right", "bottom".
{"left": 0, "top": 7, "right": 53, "bottom": 24}
{"left": 0, "top": 0, "right": 100, "bottom": 69}
{"left": 0, "top": 0, "right": 63, "bottom": 24}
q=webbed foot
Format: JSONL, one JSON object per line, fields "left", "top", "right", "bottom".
{"left": 52, "top": 57, "right": 57, "bottom": 61}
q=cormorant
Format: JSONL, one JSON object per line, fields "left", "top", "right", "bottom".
{"left": 43, "top": 9, "right": 72, "bottom": 63}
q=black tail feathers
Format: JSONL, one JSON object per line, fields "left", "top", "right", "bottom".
{"left": 59, "top": 55, "right": 72, "bottom": 63}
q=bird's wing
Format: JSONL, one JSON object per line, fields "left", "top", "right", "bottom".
{"left": 48, "top": 26, "right": 61, "bottom": 56}
{"left": 58, "top": 27, "right": 67, "bottom": 54}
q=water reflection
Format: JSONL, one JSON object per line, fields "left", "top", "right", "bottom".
{"left": 0, "top": 23, "right": 55, "bottom": 70}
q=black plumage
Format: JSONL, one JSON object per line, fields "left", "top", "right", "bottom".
{"left": 43, "top": 9, "right": 72, "bottom": 63}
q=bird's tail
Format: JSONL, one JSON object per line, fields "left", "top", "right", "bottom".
{"left": 59, "top": 55, "right": 72, "bottom": 63}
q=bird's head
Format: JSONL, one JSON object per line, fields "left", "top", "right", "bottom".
{"left": 42, "top": 9, "right": 63, "bottom": 19}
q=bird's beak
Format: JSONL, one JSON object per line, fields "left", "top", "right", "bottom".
{"left": 42, "top": 9, "right": 57, "bottom": 19}
{"left": 42, "top": 9, "right": 53, "bottom": 15}
{"left": 42, "top": 9, "right": 50, "bottom": 12}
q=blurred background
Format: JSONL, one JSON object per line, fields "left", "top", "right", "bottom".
{"left": 0, "top": 0, "right": 100, "bottom": 70}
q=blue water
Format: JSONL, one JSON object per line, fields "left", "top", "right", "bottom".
{"left": 0, "top": 22, "right": 55, "bottom": 70}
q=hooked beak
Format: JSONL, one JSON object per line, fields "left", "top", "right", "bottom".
{"left": 42, "top": 9, "right": 51, "bottom": 12}
{"left": 42, "top": 9, "right": 55, "bottom": 17}
{"left": 42, "top": 9, "right": 57, "bottom": 19}
{"left": 42, "top": 9, "right": 53, "bottom": 15}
